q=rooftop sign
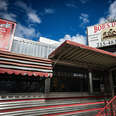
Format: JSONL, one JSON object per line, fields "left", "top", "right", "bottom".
{"left": 87, "top": 22, "right": 116, "bottom": 48}
{"left": 0, "top": 18, "right": 16, "bottom": 51}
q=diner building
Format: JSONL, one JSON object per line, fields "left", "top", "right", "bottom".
{"left": 0, "top": 18, "right": 116, "bottom": 98}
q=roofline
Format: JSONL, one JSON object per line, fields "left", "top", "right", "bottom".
{"left": 49, "top": 40, "right": 116, "bottom": 58}
{"left": 48, "top": 40, "right": 68, "bottom": 58}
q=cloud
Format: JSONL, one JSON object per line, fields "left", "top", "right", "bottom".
{"left": 109, "top": 0, "right": 116, "bottom": 19}
{"left": 45, "top": 8, "right": 54, "bottom": 14}
{"left": 0, "top": 1, "right": 41, "bottom": 39}
{"left": 65, "top": 3, "right": 77, "bottom": 8}
{"left": 0, "top": 0, "right": 8, "bottom": 11}
{"left": 80, "top": 13, "right": 89, "bottom": 26}
{"left": 59, "top": 34, "right": 87, "bottom": 45}
{"left": 98, "top": 1, "right": 116, "bottom": 24}
{"left": 0, "top": 12, "right": 39, "bottom": 39}
{"left": 28, "top": 12, "right": 41, "bottom": 23}
{"left": 15, "top": 1, "right": 29, "bottom": 12}
{"left": 98, "top": 17, "right": 106, "bottom": 24}
{"left": 15, "top": 24, "right": 40, "bottom": 39}
{"left": 0, "top": 12, "right": 16, "bottom": 21}
{"left": 15, "top": 1, "right": 41, "bottom": 24}
{"left": 0, "top": 0, "right": 16, "bottom": 22}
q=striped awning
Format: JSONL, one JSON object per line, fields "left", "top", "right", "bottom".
{"left": 0, "top": 50, "right": 53, "bottom": 77}
{"left": 49, "top": 40, "right": 116, "bottom": 70}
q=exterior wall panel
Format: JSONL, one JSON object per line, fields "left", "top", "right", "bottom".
{"left": 11, "top": 37, "right": 58, "bottom": 58}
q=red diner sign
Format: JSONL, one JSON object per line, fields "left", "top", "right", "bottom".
{"left": 0, "top": 18, "right": 16, "bottom": 51}
{"left": 94, "top": 22, "right": 116, "bottom": 33}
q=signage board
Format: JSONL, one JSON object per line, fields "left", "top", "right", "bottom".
{"left": 0, "top": 18, "right": 16, "bottom": 51}
{"left": 87, "top": 22, "right": 116, "bottom": 48}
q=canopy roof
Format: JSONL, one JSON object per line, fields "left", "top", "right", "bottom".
{"left": 49, "top": 40, "right": 116, "bottom": 70}
{"left": 0, "top": 50, "right": 52, "bottom": 77}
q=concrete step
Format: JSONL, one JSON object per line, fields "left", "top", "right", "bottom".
{"left": 0, "top": 101, "right": 105, "bottom": 115}
{"left": 0, "top": 95, "right": 106, "bottom": 116}
{"left": 43, "top": 108, "right": 102, "bottom": 116}
{"left": 0, "top": 98, "right": 105, "bottom": 110}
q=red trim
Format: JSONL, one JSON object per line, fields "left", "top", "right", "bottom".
{"left": 0, "top": 68, "right": 52, "bottom": 77}
{"left": 44, "top": 108, "right": 103, "bottom": 116}
{"left": 49, "top": 40, "right": 116, "bottom": 58}
{"left": 66, "top": 40, "right": 116, "bottom": 57}
{"left": 0, "top": 54, "right": 52, "bottom": 64}
{"left": 0, "top": 50, "right": 52, "bottom": 63}
{"left": 0, "top": 61, "right": 52, "bottom": 70}
{"left": 0, "top": 101, "right": 104, "bottom": 113}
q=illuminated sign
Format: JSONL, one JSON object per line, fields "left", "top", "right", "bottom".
{"left": 0, "top": 18, "right": 16, "bottom": 51}
{"left": 87, "top": 22, "right": 116, "bottom": 48}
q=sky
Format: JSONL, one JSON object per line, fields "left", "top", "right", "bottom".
{"left": 0, "top": 0, "right": 116, "bottom": 45}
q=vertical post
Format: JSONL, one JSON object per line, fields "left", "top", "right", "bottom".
{"left": 109, "top": 71, "right": 114, "bottom": 97}
{"left": 89, "top": 72, "right": 93, "bottom": 94}
{"left": 45, "top": 78, "right": 51, "bottom": 93}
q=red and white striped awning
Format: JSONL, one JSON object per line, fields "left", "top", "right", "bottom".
{"left": 0, "top": 50, "right": 53, "bottom": 77}
{"left": 49, "top": 40, "right": 116, "bottom": 70}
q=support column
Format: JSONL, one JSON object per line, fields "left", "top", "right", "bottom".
{"left": 109, "top": 71, "right": 114, "bottom": 97}
{"left": 45, "top": 78, "right": 51, "bottom": 93}
{"left": 89, "top": 72, "right": 93, "bottom": 94}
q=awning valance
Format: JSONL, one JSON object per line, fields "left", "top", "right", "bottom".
{"left": 49, "top": 40, "right": 116, "bottom": 70}
{"left": 0, "top": 68, "right": 52, "bottom": 77}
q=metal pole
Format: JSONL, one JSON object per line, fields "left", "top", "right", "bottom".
{"left": 89, "top": 72, "right": 93, "bottom": 94}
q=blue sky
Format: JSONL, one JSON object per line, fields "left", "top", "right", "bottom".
{"left": 0, "top": 0, "right": 116, "bottom": 44}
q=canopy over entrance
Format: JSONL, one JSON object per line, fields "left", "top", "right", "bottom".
{"left": 49, "top": 40, "right": 116, "bottom": 70}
